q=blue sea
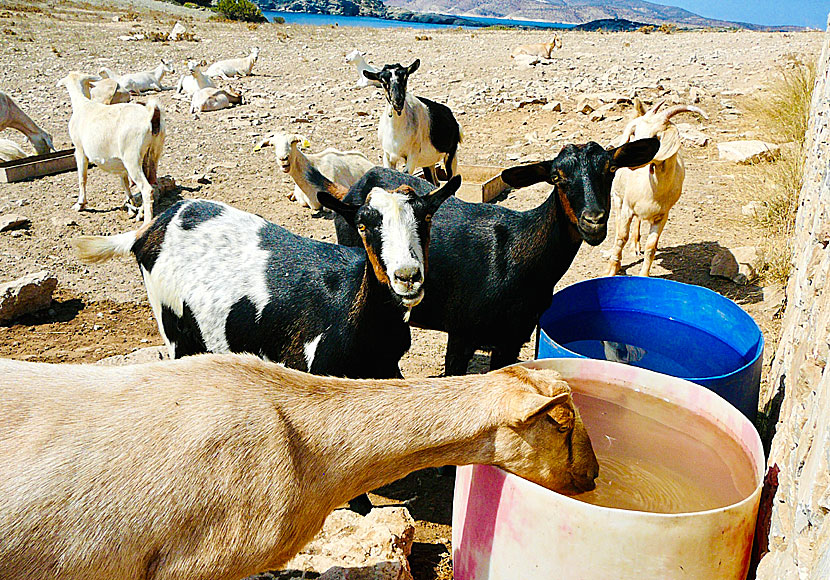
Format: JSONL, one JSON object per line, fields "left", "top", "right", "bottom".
{"left": 263, "top": 10, "right": 573, "bottom": 31}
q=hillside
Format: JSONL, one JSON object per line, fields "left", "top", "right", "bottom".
{"left": 382, "top": 0, "right": 779, "bottom": 28}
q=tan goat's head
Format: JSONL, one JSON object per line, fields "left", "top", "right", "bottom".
{"left": 492, "top": 365, "right": 599, "bottom": 494}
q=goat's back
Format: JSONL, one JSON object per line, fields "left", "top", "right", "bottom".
{"left": 0, "top": 356, "right": 300, "bottom": 580}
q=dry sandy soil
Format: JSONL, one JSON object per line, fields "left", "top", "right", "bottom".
{"left": 0, "top": 1, "right": 823, "bottom": 578}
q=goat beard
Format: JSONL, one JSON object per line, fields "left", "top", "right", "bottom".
{"left": 403, "top": 307, "right": 412, "bottom": 323}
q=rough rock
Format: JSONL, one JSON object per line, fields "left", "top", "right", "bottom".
{"left": 168, "top": 21, "right": 186, "bottom": 41}
{"left": 256, "top": 507, "right": 415, "bottom": 580}
{"left": 576, "top": 97, "right": 598, "bottom": 114}
{"left": 96, "top": 346, "right": 169, "bottom": 366}
{"left": 718, "top": 140, "right": 781, "bottom": 164}
{"left": 676, "top": 123, "right": 709, "bottom": 146}
{"left": 709, "top": 246, "right": 759, "bottom": 284}
{"left": 757, "top": 22, "right": 830, "bottom": 579}
{"left": 542, "top": 100, "right": 562, "bottom": 112}
{"left": 0, "top": 271, "right": 57, "bottom": 322}
{"left": 0, "top": 214, "right": 30, "bottom": 232}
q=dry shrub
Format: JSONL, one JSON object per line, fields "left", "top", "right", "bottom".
{"left": 637, "top": 25, "right": 655, "bottom": 34}
{"left": 745, "top": 56, "right": 817, "bottom": 284}
{"left": 658, "top": 23, "right": 677, "bottom": 34}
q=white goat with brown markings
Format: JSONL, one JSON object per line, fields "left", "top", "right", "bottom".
{"left": 606, "top": 99, "right": 708, "bottom": 277}
{"left": 0, "top": 355, "right": 598, "bottom": 580}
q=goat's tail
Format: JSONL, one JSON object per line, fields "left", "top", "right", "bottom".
{"left": 146, "top": 98, "right": 164, "bottom": 136}
{"left": 458, "top": 123, "right": 464, "bottom": 144}
{"left": 302, "top": 161, "right": 349, "bottom": 200}
{"left": 71, "top": 230, "right": 140, "bottom": 264}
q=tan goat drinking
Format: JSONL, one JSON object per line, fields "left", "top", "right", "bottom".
{"left": 0, "top": 354, "right": 598, "bottom": 580}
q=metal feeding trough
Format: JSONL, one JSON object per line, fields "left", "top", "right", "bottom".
{"left": 420, "top": 164, "right": 509, "bottom": 203}
{"left": 0, "top": 149, "right": 77, "bottom": 183}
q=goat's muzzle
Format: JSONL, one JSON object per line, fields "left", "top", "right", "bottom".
{"left": 279, "top": 158, "right": 291, "bottom": 173}
{"left": 392, "top": 266, "right": 425, "bottom": 307}
{"left": 578, "top": 211, "right": 608, "bottom": 246}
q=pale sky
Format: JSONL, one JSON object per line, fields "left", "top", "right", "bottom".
{"left": 658, "top": 0, "right": 829, "bottom": 29}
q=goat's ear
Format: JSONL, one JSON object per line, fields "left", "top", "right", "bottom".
{"left": 423, "top": 174, "right": 461, "bottom": 213}
{"left": 501, "top": 161, "right": 554, "bottom": 188}
{"left": 362, "top": 69, "right": 381, "bottom": 82}
{"left": 505, "top": 390, "right": 572, "bottom": 428}
{"left": 633, "top": 97, "right": 647, "bottom": 116}
{"left": 609, "top": 137, "right": 660, "bottom": 170}
{"left": 653, "top": 125, "right": 681, "bottom": 162}
{"left": 319, "top": 192, "right": 359, "bottom": 225}
{"left": 407, "top": 59, "right": 420, "bottom": 75}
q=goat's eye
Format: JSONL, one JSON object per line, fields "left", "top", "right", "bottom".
{"left": 425, "top": 214, "right": 432, "bottom": 223}
{"left": 609, "top": 165, "right": 618, "bottom": 173}
{"left": 357, "top": 224, "right": 367, "bottom": 233}
{"left": 545, "top": 415, "right": 570, "bottom": 433}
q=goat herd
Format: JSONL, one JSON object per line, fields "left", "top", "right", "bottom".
{"left": 0, "top": 38, "right": 711, "bottom": 580}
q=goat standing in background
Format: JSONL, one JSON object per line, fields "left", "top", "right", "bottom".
{"left": 363, "top": 60, "right": 462, "bottom": 186}
{"left": 57, "top": 72, "right": 165, "bottom": 224}
{"left": 606, "top": 98, "right": 708, "bottom": 277}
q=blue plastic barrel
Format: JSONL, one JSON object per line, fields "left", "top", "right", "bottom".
{"left": 536, "top": 277, "right": 764, "bottom": 420}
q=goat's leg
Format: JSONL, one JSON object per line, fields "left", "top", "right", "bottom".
{"left": 638, "top": 216, "right": 667, "bottom": 277}
{"left": 72, "top": 148, "right": 89, "bottom": 212}
{"left": 490, "top": 343, "right": 523, "bottom": 371}
{"left": 421, "top": 166, "right": 438, "bottom": 186}
{"left": 606, "top": 205, "right": 635, "bottom": 276}
{"left": 120, "top": 173, "right": 140, "bottom": 218}
{"left": 631, "top": 216, "right": 643, "bottom": 255}
{"left": 382, "top": 151, "right": 393, "bottom": 169}
{"left": 445, "top": 334, "right": 475, "bottom": 376}
{"left": 123, "top": 158, "right": 155, "bottom": 224}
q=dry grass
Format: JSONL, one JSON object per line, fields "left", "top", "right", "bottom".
{"left": 744, "top": 56, "right": 817, "bottom": 284}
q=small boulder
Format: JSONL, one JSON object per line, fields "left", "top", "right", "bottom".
{"left": 710, "top": 246, "right": 760, "bottom": 284}
{"left": 0, "top": 271, "right": 58, "bottom": 322}
{"left": 168, "top": 21, "right": 186, "bottom": 41}
{"left": 676, "top": 123, "right": 709, "bottom": 147}
{"left": 542, "top": 100, "right": 562, "bottom": 112}
{"left": 0, "top": 214, "right": 30, "bottom": 232}
{"left": 718, "top": 140, "right": 780, "bottom": 164}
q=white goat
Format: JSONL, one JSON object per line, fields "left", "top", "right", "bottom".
{"left": 255, "top": 132, "right": 375, "bottom": 210}
{"left": 606, "top": 99, "right": 708, "bottom": 277}
{"left": 56, "top": 72, "right": 165, "bottom": 224}
{"left": 511, "top": 35, "right": 562, "bottom": 59}
{"left": 87, "top": 78, "right": 131, "bottom": 104}
{"left": 0, "top": 138, "right": 27, "bottom": 161}
{"left": 0, "top": 355, "right": 598, "bottom": 580}
{"left": 176, "top": 59, "right": 214, "bottom": 96}
{"left": 0, "top": 91, "right": 54, "bottom": 155}
{"left": 206, "top": 47, "right": 260, "bottom": 79}
{"left": 99, "top": 59, "right": 175, "bottom": 93}
{"left": 190, "top": 86, "right": 243, "bottom": 113}
{"left": 345, "top": 49, "right": 381, "bottom": 88}
{"left": 363, "top": 60, "right": 463, "bottom": 186}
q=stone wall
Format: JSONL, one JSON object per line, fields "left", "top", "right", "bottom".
{"left": 756, "top": 15, "right": 830, "bottom": 580}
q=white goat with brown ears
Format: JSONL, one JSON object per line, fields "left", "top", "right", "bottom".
{"left": 606, "top": 98, "right": 708, "bottom": 277}
{"left": 0, "top": 355, "right": 598, "bottom": 580}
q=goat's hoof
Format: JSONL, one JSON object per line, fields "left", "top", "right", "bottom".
{"left": 72, "top": 202, "right": 86, "bottom": 212}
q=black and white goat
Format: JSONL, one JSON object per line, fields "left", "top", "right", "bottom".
{"left": 330, "top": 139, "right": 660, "bottom": 375}
{"left": 72, "top": 177, "right": 459, "bottom": 380}
{"left": 363, "top": 60, "right": 462, "bottom": 186}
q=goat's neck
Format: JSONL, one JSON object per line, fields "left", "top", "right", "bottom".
{"left": 384, "top": 93, "right": 420, "bottom": 126}
{"left": 278, "top": 372, "right": 501, "bottom": 512}
{"left": 6, "top": 105, "right": 42, "bottom": 137}
{"left": 63, "top": 82, "right": 93, "bottom": 111}
{"left": 513, "top": 187, "right": 583, "bottom": 275}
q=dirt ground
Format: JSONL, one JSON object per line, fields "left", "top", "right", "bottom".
{"left": 0, "top": 1, "right": 823, "bottom": 578}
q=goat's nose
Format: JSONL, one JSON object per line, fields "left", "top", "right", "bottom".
{"left": 582, "top": 210, "right": 606, "bottom": 225}
{"left": 394, "top": 266, "right": 422, "bottom": 285}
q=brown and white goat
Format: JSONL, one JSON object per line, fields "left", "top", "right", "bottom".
{"left": 606, "top": 99, "right": 708, "bottom": 276}
{"left": 511, "top": 34, "right": 562, "bottom": 59}
{"left": 0, "top": 91, "right": 54, "bottom": 155}
{"left": 0, "top": 355, "right": 598, "bottom": 580}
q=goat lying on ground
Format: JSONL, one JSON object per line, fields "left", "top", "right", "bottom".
{"left": 57, "top": 72, "right": 165, "bottom": 224}
{"left": 0, "top": 138, "right": 27, "bottom": 161}
{"left": 255, "top": 132, "right": 375, "bottom": 210}
{"left": 329, "top": 138, "right": 660, "bottom": 375}
{"left": 0, "top": 91, "right": 54, "bottom": 155}
{"left": 511, "top": 34, "right": 562, "bottom": 59}
{"left": 99, "top": 60, "right": 175, "bottom": 93}
{"left": 73, "top": 176, "right": 459, "bottom": 379}
{"left": 346, "top": 49, "right": 382, "bottom": 88}
{"left": 363, "top": 60, "right": 462, "bottom": 186}
{"left": 206, "top": 47, "right": 260, "bottom": 79}
{"left": 606, "top": 98, "right": 708, "bottom": 276}
{"left": 190, "top": 86, "right": 243, "bottom": 113}
{"left": 0, "top": 355, "right": 597, "bottom": 580}
{"left": 88, "top": 78, "right": 131, "bottom": 104}
{"left": 176, "top": 59, "right": 214, "bottom": 96}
